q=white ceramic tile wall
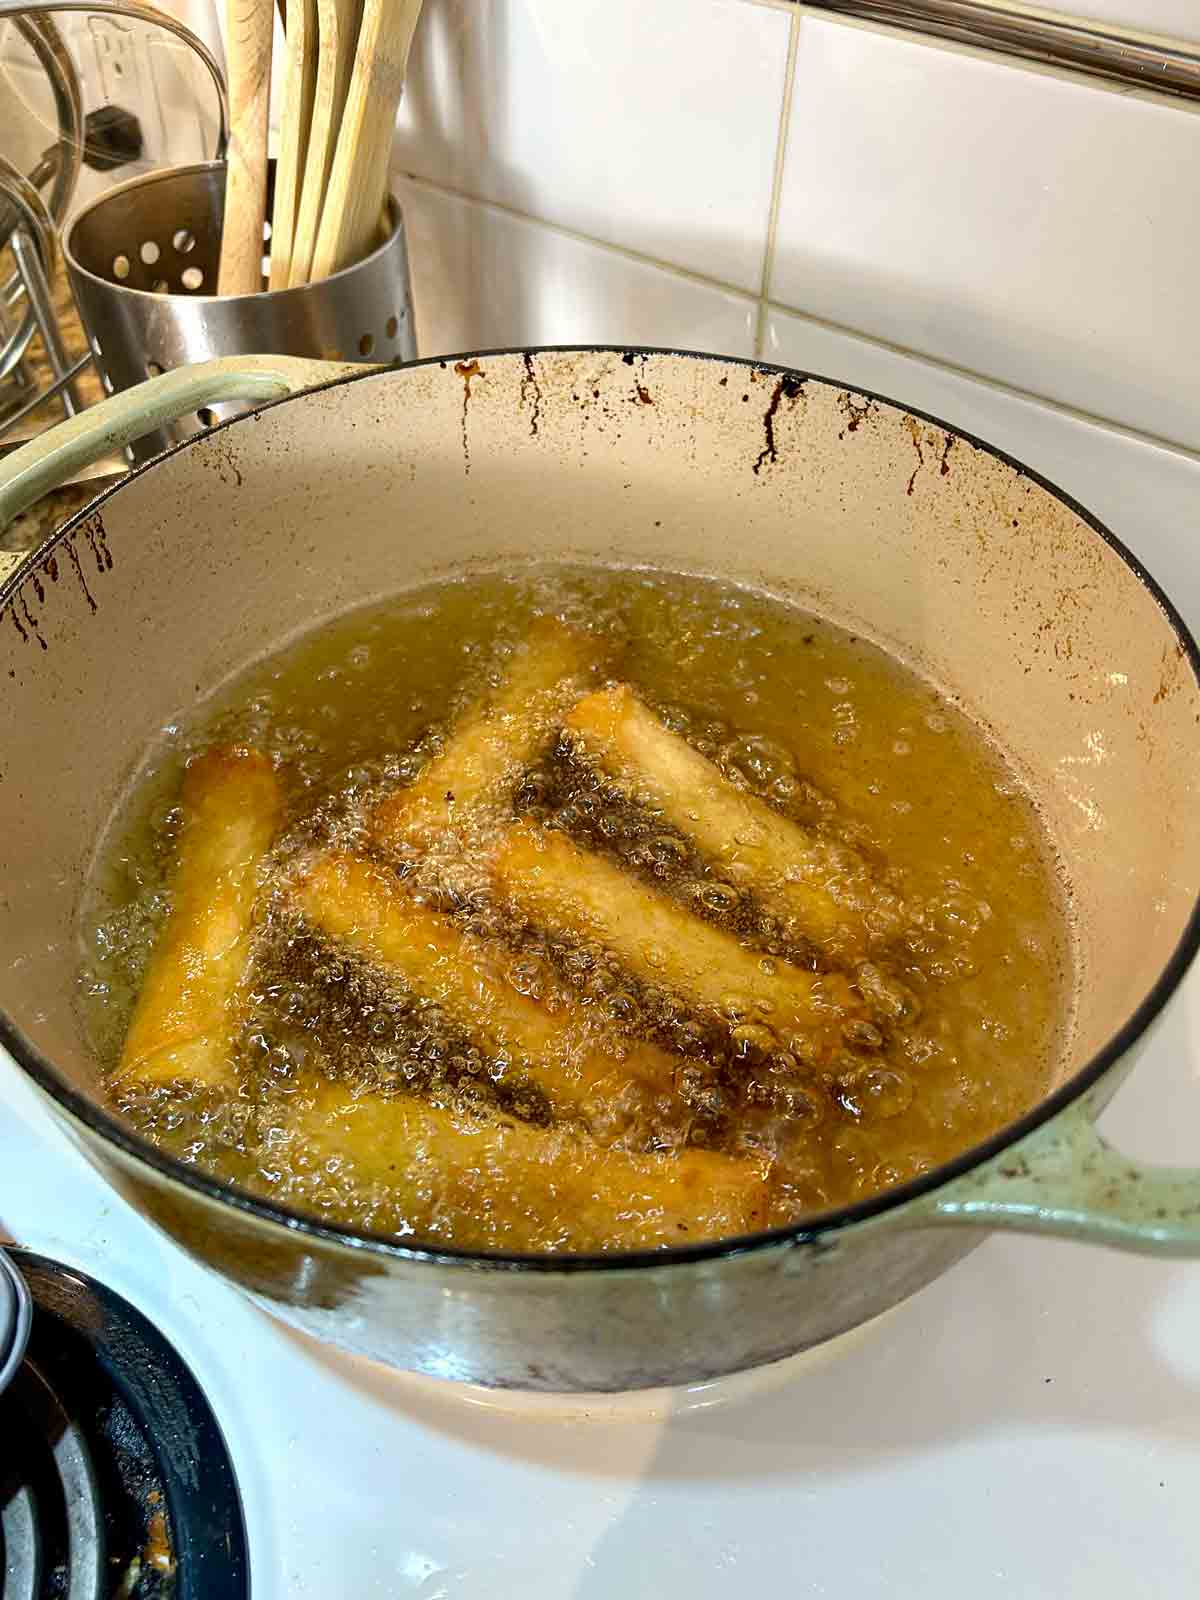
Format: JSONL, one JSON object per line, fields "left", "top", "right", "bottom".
{"left": 397, "top": 177, "right": 757, "bottom": 358}
{"left": 764, "top": 303, "right": 1200, "bottom": 639}
{"left": 770, "top": 15, "right": 1200, "bottom": 454}
{"left": 390, "top": 0, "right": 1200, "bottom": 464}
{"left": 392, "top": 0, "right": 792, "bottom": 295}
{"left": 1041, "top": 0, "right": 1199, "bottom": 42}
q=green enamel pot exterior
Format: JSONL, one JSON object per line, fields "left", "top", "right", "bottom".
{"left": 1, "top": 350, "right": 1197, "bottom": 1392}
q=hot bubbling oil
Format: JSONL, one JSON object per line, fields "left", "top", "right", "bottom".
{"left": 80, "top": 567, "right": 1074, "bottom": 1247}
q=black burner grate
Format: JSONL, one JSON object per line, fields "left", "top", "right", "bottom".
{"left": 0, "top": 1252, "right": 249, "bottom": 1600}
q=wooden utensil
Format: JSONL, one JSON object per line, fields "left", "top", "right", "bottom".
{"left": 309, "top": 0, "right": 422, "bottom": 282}
{"left": 268, "top": 0, "right": 318, "bottom": 289}
{"left": 288, "top": 0, "right": 360, "bottom": 287}
{"left": 217, "top": 0, "right": 274, "bottom": 296}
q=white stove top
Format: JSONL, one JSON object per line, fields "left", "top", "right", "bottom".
{"left": 4, "top": 364, "right": 1200, "bottom": 1597}
{"left": 4, "top": 1007, "right": 1199, "bottom": 1598}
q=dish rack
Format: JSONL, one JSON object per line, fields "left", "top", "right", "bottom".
{"left": 0, "top": 0, "right": 228, "bottom": 443}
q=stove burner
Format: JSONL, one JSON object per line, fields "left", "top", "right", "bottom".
{"left": 0, "top": 1251, "right": 249, "bottom": 1600}
{"left": 0, "top": 1250, "right": 32, "bottom": 1394}
{"left": 1, "top": 1360, "right": 103, "bottom": 1598}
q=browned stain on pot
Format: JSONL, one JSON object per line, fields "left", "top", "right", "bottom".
{"left": 837, "top": 391, "right": 875, "bottom": 438}
{"left": 904, "top": 415, "right": 926, "bottom": 497}
{"left": 64, "top": 536, "right": 98, "bottom": 613}
{"left": 18, "top": 592, "right": 45, "bottom": 651}
{"left": 6, "top": 579, "right": 45, "bottom": 648}
{"left": 752, "top": 373, "right": 806, "bottom": 476}
{"left": 1153, "top": 640, "right": 1187, "bottom": 704}
{"left": 582, "top": 358, "right": 621, "bottom": 414}
{"left": 202, "top": 435, "right": 245, "bottom": 491}
{"left": 940, "top": 433, "right": 956, "bottom": 476}
{"left": 454, "top": 359, "right": 484, "bottom": 474}
{"left": 519, "top": 352, "right": 543, "bottom": 437}
{"left": 1, "top": 507, "right": 117, "bottom": 647}
{"left": 618, "top": 351, "right": 657, "bottom": 412}
{"left": 80, "top": 512, "right": 113, "bottom": 574}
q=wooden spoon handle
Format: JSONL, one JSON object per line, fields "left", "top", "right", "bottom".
{"left": 219, "top": 0, "right": 273, "bottom": 296}
{"left": 310, "top": 0, "right": 422, "bottom": 281}
{"left": 288, "top": 0, "right": 359, "bottom": 287}
{"left": 269, "top": 0, "right": 317, "bottom": 289}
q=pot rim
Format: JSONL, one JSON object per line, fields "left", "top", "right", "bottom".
{"left": 4, "top": 344, "right": 1199, "bottom": 1274}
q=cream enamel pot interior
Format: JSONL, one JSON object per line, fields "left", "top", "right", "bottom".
{"left": 1, "top": 348, "right": 1199, "bottom": 1394}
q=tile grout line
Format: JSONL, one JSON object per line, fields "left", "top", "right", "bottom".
{"left": 754, "top": 5, "right": 803, "bottom": 359}
{"left": 769, "top": 302, "right": 1200, "bottom": 466}
{"left": 395, "top": 171, "right": 759, "bottom": 301}
{"left": 396, "top": 174, "right": 1200, "bottom": 468}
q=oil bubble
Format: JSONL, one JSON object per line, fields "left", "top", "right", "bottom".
{"left": 836, "top": 1066, "right": 915, "bottom": 1121}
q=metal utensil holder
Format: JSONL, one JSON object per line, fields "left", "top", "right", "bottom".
{"left": 65, "top": 161, "right": 416, "bottom": 461}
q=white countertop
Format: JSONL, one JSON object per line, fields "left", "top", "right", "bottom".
{"left": 4, "top": 989, "right": 1199, "bottom": 1598}
{"left": 3, "top": 368, "right": 1199, "bottom": 1598}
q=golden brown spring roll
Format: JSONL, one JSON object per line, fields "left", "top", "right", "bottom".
{"left": 490, "top": 823, "right": 862, "bottom": 1061}
{"left": 371, "top": 617, "right": 605, "bottom": 853}
{"left": 116, "top": 746, "right": 283, "bottom": 1088}
{"left": 565, "top": 685, "right": 898, "bottom": 958}
{"left": 290, "top": 1079, "right": 770, "bottom": 1251}
{"left": 289, "top": 851, "right": 684, "bottom": 1135}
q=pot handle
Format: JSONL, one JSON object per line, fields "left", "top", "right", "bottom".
{"left": 910, "top": 1095, "right": 1200, "bottom": 1257}
{"left": 0, "top": 354, "right": 359, "bottom": 534}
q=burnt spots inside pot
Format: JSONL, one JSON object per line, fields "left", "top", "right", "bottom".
{"left": 2, "top": 509, "right": 116, "bottom": 646}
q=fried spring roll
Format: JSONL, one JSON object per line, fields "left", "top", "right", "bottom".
{"left": 371, "top": 617, "right": 605, "bottom": 852}
{"left": 291, "top": 1079, "right": 770, "bottom": 1251}
{"left": 565, "top": 685, "right": 897, "bottom": 957}
{"left": 116, "top": 747, "right": 283, "bottom": 1088}
{"left": 491, "top": 824, "right": 862, "bottom": 1058}
{"left": 290, "top": 852, "right": 684, "bottom": 1134}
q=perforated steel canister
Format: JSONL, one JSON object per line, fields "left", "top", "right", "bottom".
{"left": 65, "top": 161, "right": 415, "bottom": 461}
